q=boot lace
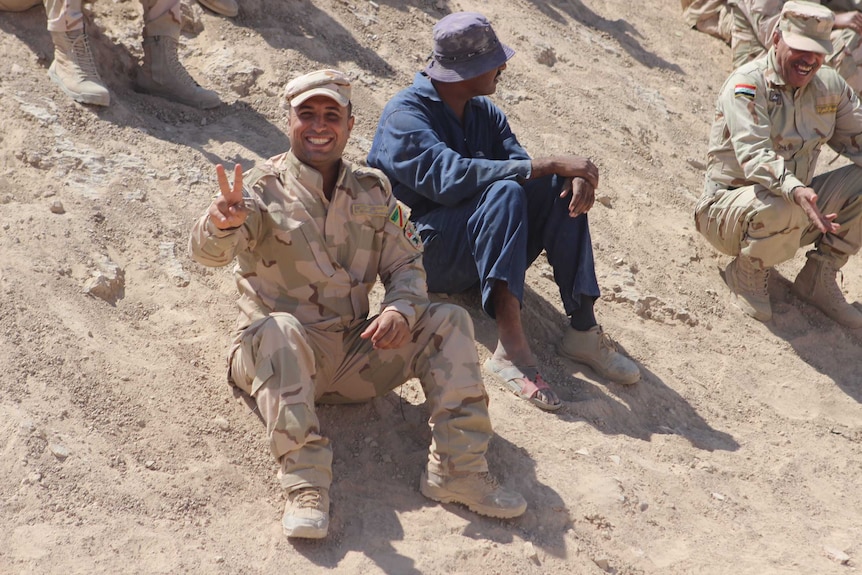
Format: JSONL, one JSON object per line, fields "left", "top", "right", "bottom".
{"left": 822, "top": 259, "right": 846, "bottom": 301}
{"left": 165, "top": 38, "right": 203, "bottom": 88}
{"left": 598, "top": 328, "right": 619, "bottom": 353}
{"left": 68, "top": 31, "right": 102, "bottom": 82}
{"left": 738, "top": 257, "right": 769, "bottom": 297}
{"left": 293, "top": 488, "right": 322, "bottom": 509}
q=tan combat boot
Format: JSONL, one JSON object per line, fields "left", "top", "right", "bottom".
{"left": 136, "top": 36, "right": 221, "bottom": 109}
{"left": 48, "top": 29, "right": 110, "bottom": 107}
{"left": 282, "top": 487, "right": 329, "bottom": 539}
{"left": 559, "top": 325, "right": 640, "bottom": 384}
{"left": 197, "top": 0, "right": 238, "bottom": 17}
{"left": 725, "top": 254, "right": 772, "bottom": 321}
{"left": 792, "top": 250, "right": 862, "bottom": 328}
{"left": 420, "top": 470, "right": 527, "bottom": 519}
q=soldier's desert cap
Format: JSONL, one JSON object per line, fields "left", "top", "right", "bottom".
{"left": 284, "top": 69, "right": 351, "bottom": 108}
{"left": 778, "top": 0, "right": 834, "bottom": 54}
{"left": 424, "top": 12, "right": 514, "bottom": 82}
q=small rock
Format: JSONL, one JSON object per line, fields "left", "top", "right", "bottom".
{"left": 824, "top": 546, "right": 850, "bottom": 565}
{"left": 524, "top": 541, "right": 538, "bottom": 561}
{"left": 639, "top": 502, "right": 649, "bottom": 512}
{"left": 608, "top": 455, "right": 621, "bottom": 465}
{"left": 214, "top": 417, "right": 230, "bottom": 431}
{"left": 49, "top": 443, "right": 70, "bottom": 461}
{"left": 711, "top": 492, "right": 726, "bottom": 501}
{"left": 574, "top": 448, "right": 590, "bottom": 456}
{"left": 145, "top": 460, "right": 156, "bottom": 469}
{"left": 215, "top": 556, "right": 225, "bottom": 564}
{"left": 50, "top": 200, "right": 65, "bottom": 214}
{"left": 596, "top": 195, "right": 613, "bottom": 208}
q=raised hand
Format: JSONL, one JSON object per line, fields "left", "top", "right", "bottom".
{"left": 793, "top": 186, "right": 840, "bottom": 235}
{"left": 208, "top": 164, "right": 247, "bottom": 230}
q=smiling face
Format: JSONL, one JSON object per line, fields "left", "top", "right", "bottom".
{"left": 288, "top": 95, "right": 354, "bottom": 174}
{"left": 772, "top": 31, "right": 825, "bottom": 89}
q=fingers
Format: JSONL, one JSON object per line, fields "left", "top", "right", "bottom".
{"left": 360, "top": 313, "right": 409, "bottom": 349}
{"left": 216, "top": 163, "right": 244, "bottom": 204}
{"left": 567, "top": 178, "right": 595, "bottom": 217}
{"left": 232, "top": 164, "right": 243, "bottom": 201}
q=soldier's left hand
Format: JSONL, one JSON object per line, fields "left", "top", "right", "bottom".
{"left": 560, "top": 176, "right": 595, "bottom": 217}
{"left": 793, "top": 186, "right": 840, "bottom": 234}
{"left": 361, "top": 309, "right": 410, "bottom": 350}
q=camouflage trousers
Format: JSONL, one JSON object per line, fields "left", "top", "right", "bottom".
{"left": 731, "top": 6, "right": 862, "bottom": 92}
{"left": 228, "top": 303, "right": 491, "bottom": 492}
{"left": 695, "top": 164, "right": 862, "bottom": 269}
{"left": 42, "top": 0, "right": 181, "bottom": 37}
{"left": 684, "top": 0, "right": 733, "bottom": 44}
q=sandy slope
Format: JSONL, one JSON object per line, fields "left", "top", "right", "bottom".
{"left": 1, "top": 0, "right": 862, "bottom": 573}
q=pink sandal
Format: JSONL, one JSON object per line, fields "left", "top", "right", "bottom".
{"left": 483, "top": 358, "right": 562, "bottom": 412}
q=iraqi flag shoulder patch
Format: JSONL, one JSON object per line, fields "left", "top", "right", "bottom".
{"left": 734, "top": 84, "right": 757, "bottom": 100}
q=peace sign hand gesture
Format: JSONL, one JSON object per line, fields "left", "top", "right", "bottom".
{"left": 208, "top": 164, "right": 248, "bottom": 230}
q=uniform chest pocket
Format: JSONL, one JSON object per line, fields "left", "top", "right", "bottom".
{"left": 268, "top": 208, "right": 337, "bottom": 279}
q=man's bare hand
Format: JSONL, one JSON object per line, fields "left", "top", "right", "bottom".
{"left": 560, "top": 177, "right": 595, "bottom": 217}
{"left": 531, "top": 156, "right": 599, "bottom": 189}
{"left": 208, "top": 164, "right": 248, "bottom": 230}
{"left": 793, "top": 186, "right": 840, "bottom": 234}
{"left": 360, "top": 309, "right": 410, "bottom": 350}
{"left": 834, "top": 11, "right": 862, "bottom": 33}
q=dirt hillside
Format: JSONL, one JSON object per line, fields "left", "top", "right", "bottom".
{"left": 2, "top": 0, "right": 862, "bottom": 574}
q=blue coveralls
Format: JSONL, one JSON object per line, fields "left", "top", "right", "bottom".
{"left": 367, "top": 73, "right": 599, "bottom": 319}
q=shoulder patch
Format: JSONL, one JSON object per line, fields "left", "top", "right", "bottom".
{"left": 404, "top": 220, "right": 422, "bottom": 249}
{"left": 734, "top": 84, "right": 756, "bottom": 100}
{"left": 389, "top": 203, "right": 406, "bottom": 228}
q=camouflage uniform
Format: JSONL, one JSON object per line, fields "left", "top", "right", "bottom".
{"left": 39, "top": 0, "right": 181, "bottom": 37}
{"left": 683, "top": 0, "right": 734, "bottom": 43}
{"left": 189, "top": 151, "right": 492, "bottom": 492}
{"left": 694, "top": 48, "right": 862, "bottom": 268}
{"left": 730, "top": 0, "right": 862, "bottom": 91}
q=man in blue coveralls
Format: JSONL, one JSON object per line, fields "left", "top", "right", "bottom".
{"left": 368, "top": 11, "right": 640, "bottom": 412}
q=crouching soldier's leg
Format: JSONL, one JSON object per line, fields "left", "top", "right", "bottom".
{"left": 229, "top": 313, "right": 332, "bottom": 539}
{"left": 794, "top": 164, "right": 862, "bottom": 327}
{"left": 409, "top": 304, "right": 526, "bottom": 518}
{"left": 695, "top": 185, "right": 808, "bottom": 321}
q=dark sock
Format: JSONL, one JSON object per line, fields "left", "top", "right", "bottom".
{"left": 569, "top": 295, "right": 597, "bottom": 331}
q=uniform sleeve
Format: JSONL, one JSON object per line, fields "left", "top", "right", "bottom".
{"left": 747, "top": 0, "right": 783, "bottom": 47}
{"left": 827, "top": 81, "right": 862, "bottom": 163}
{"left": 369, "top": 104, "right": 532, "bottom": 207}
{"left": 188, "top": 190, "right": 261, "bottom": 267}
{"left": 372, "top": 178, "right": 429, "bottom": 329}
{"left": 720, "top": 72, "right": 806, "bottom": 197}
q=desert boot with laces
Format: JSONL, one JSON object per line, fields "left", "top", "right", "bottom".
{"left": 282, "top": 487, "right": 330, "bottom": 539}
{"left": 793, "top": 250, "right": 862, "bottom": 328}
{"left": 49, "top": 29, "right": 110, "bottom": 107}
{"left": 725, "top": 254, "right": 772, "bottom": 321}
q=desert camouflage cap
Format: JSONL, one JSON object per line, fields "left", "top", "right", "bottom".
{"left": 778, "top": 0, "right": 834, "bottom": 55}
{"left": 284, "top": 69, "right": 351, "bottom": 108}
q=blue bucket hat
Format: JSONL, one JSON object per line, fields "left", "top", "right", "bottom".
{"left": 424, "top": 12, "right": 515, "bottom": 82}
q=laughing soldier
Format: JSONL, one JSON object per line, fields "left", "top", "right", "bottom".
{"left": 695, "top": 0, "right": 862, "bottom": 327}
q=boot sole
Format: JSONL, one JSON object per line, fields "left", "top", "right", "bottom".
{"left": 49, "top": 65, "right": 110, "bottom": 107}
{"left": 420, "top": 477, "right": 527, "bottom": 519}
{"left": 134, "top": 82, "right": 221, "bottom": 110}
